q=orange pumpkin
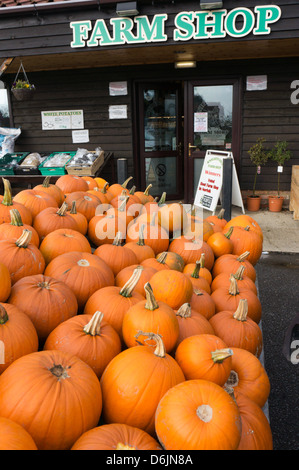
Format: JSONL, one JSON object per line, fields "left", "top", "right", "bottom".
{"left": 44, "top": 251, "right": 114, "bottom": 311}
{"left": 155, "top": 379, "right": 241, "bottom": 450}
{"left": 207, "top": 227, "right": 234, "bottom": 258}
{"left": 33, "top": 201, "right": 79, "bottom": 241}
{"left": 149, "top": 269, "right": 193, "bottom": 310}
{"left": 106, "top": 176, "right": 133, "bottom": 199}
{"left": 0, "top": 350, "right": 102, "bottom": 450}
{"left": 67, "top": 200, "right": 88, "bottom": 235}
{"left": 184, "top": 260, "right": 211, "bottom": 294}
{"left": 39, "top": 228, "right": 92, "bottom": 265}
{"left": 8, "top": 274, "right": 78, "bottom": 344}
{"left": 229, "top": 225, "right": 263, "bottom": 266}
{"left": 71, "top": 423, "right": 162, "bottom": 451}
{"left": 211, "top": 275, "right": 262, "bottom": 324}
{"left": 94, "top": 232, "right": 138, "bottom": 276}
{"left": 55, "top": 174, "right": 89, "bottom": 194}
{"left": 205, "top": 208, "right": 227, "bottom": 230}
{"left": 13, "top": 188, "right": 58, "bottom": 221}
{"left": 225, "top": 347, "right": 270, "bottom": 408}
{"left": 33, "top": 176, "right": 65, "bottom": 206}
{"left": 156, "top": 251, "right": 185, "bottom": 272}
{"left": 0, "top": 417, "right": 38, "bottom": 450}
{"left": 140, "top": 251, "right": 171, "bottom": 271}
{"left": 209, "top": 298, "right": 263, "bottom": 357}
{"left": 105, "top": 195, "right": 135, "bottom": 228}
{"left": 190, "top": 288, "right": 216, "bottom": 320}
{"left": 100, "top": 332, "right": 185, "bottom": 436}
{"left": 212, "top": 251, "right": 256, "bottom": 282}
{"left": 84, "top": 266, "right": 145, "bottom": 339}
{"left": 223, "top": 214, "right": 263, "bottom": 241}
{"left": 82, "top": 176, "right": 98, "bottom": 190}
{"left": 174, "top": 303, "right": 215, "bottom": 349}
{"left": 126, "top": 212, "right": 169, "bottom": 255}
{"left": 183, "top": 253, "right": 212, "bottom": 285}
{"left": 0, "top": 262, "right": 11, "bottom": 302}
{"left": 0, "top": 178, "right": 33, "bottom": 225}
{"left": 175, "top": 333, "right": 233, "bottom": 386}
{"left": 0, "top": 229, "right": 45, "bottom": 285}
{"left": 115, "top": 264, "right": 157, "bottom": 296}
{"left": 124, "top": 223, "right": 155, "bottom": 263}
{"left": 44, "top": 311, "right": 121, "bottom": 378}
{"left": 0, "top": 208, "right": 40, "bottom": 247}
{"left": 134, "top": 184, "right": 155, "bottom": 205}
{"left": 211, "top": 264, "right": 257, "bottom": 295}
{"left": 183, "top": 207, "right": 214, "bottom": 241}
{"left": 0, "top": 302, "right": 39, "bottom": 373}
{"left": 122, "top": 282, "right": 179, "bottom": 353}
{"left": 88, "top": 213, "right": 127, "bottom": 247}
{"left": 169, "top": 236, "right": 215, "bottom": 271}
{"left": 65, "top": 191, "right": 102, "bottom": 222}
{"left": 94, "top": 177, "right": 109, "bottom": 189}
{"left": 158, "top": 201, "right": 187, "bottom": 235}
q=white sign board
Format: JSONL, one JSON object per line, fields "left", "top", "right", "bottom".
{"left": 41, "top": 110, "right": 84, "bottom": 130}
{"left": 72, "top": 129, "right": 89, "bottom": 143}
{"left": 194, "top": 150, "right": 244, "bottom": 213}
{"left": 109, "top": 105, "right": 128, "bottom": 119}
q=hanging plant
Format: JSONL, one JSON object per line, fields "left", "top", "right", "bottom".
{"left": 11, "top": 62, "right": 35, "bottom": 101}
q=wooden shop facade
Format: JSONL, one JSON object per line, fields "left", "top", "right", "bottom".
{"left": 0, "top": 0, "right": 299, "bottom": 206}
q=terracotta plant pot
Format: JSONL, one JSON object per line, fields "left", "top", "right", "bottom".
{"left": 268, "top": 196, "right": 284, "bottom": 212}
{"left": 246, "top": 196, "right": 261, "bottom": 212}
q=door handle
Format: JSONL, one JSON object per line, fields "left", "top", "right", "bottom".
{"left": 188, "top": 143, "right": 199, "bottom": 157}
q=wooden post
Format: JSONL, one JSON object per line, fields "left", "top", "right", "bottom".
{"left": 117, "top": 158, "right": 128, "bottom": 184}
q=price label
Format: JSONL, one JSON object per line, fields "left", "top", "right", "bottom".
{"left": 277, "top": 166, "right": 283, "bottom": 173}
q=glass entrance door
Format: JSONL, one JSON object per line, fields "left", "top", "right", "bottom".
{"left": 184, "top": 79, "right": 241, "bottom": 203}
{"left": 137, "top": 82, "right": 183, "bottom": 200}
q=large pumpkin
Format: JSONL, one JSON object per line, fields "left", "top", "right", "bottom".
{"left": 229, "top": 225, "right": 263, "bottom": 266}
{"left": 207, "top": 227, "right": 234, "bottom": 258}
{"left": 157, "top": 202, "right": 187, "bottom": 235}
{"left": 88, "top": 213, "right": 127, "bottom": 247}
{"left": 100, "top": 332, "right": 185, "bottom": 436}
{"left": 0, "top": 262, "right": 11, "bottom": 302}
{"left": 115, "top": 264, "right": 157, "bottom": 296}
{"left": 224, "top": 347, "right": 270, "bottom": 408}
{"left": 209, "top": 298, "right": 263, "bottom": 357}
{"left": 0, "top": 417, "right": 37, "bottom": 450}
{"left": 55, "top": 174, "right": 89, "bottom": 194}
{"left": 44, "top": 251, "right": 114, "bottom": 311}
{"left": 126, "top": 212, "right": 170, "bottom": 255}
{"left": 0, "top": 208, "right": 40, "bottom": 247}
{"left": 155, "top": 379, "right": 241, "bottom": 450}
{"left": 212, "top": 251, "right": 256, "bottom": 282}
{"left": 183, "top": 253, "right": 212, "bottom": 286}
{"left": 124, "top": 223, "right": 155, "bottom": 263}
{"left": 13, "top": 188, "right": 58, "bottom": 221}
{"left": 39, "top": 227, "right": 91, "bottom": 265}
{"left": 71, "top": 423, "right": 162, "bottom": 451}
{"left": 33, "top": 176, "right": 65, "bottom": 206}
{"left": 149, "top": 269, "right": 194, "bottom": 310}
{"left": 84, "top": 266, "right": 145, "bottom": 339}
{"left": 175, "top": 333, "right": 233, "bottom": 386}
{"left": 190, "top": 288, "right": 216, "bottom": 321}
{"left": 0, "top": 229, "right": 45, "bottom": 285}
{"left": 0, "top": 178, "right": 33, "bottom": 225}
{"left": 174, "top": 303, "right": 215, "bottom": 349}
{"left": 44, "top": 311, "right": 121, "bottom": 378}
{"left": 33, "top": 201, "right": 79, "bottom": 241}
{"left": 183, "top": 260, "right": 211, "bottom": 294}
{"left": 169, "top": 236, "right": 215, "bottom": 270}
{"left": 140, "top": 251, "right": 170, "bottom": 272}
{"left": 67, "top": 201, "right": 88, "bottom": 235}
{"left": 0, "top": 302, "right": 39, "bottom": 373}
{"left": 122, "top": 282, "right": 180, "bottom": 353}
{"left": 211, "top": 264, "right": 257, "bottom": 295}
{"left": 94, "top": 232, "right": 138, "bottom": 276}
{"left": 8, "top": 274, "right": 78, "bottom": 344}
{"left": 65, "top": 191, "right": 102, "bottom": 222}
{"left": 223, "top": 214, "right": 263, "bottom": 241}
{"left": 134, "top": 184, "right": 155, "bottom": 205}
{"left": 0, "top": 350, "right": 102, "bottom": 450}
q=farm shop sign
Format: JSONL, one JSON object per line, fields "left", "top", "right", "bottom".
{"left": 70, "top": 5, "right": 281, "bottom": 48}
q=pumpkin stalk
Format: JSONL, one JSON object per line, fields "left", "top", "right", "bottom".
{"left": 224, "top": 227, "right": 234, "bottom": 239}
{"left": 136, "top": 224, "right": 146, "bottom": 246}
{"left": 233, "top": 299, "right": 248, "bottom": 322}
{"left": 200, "top": 253, "right": 205, "bottom": 269}
{"left": 70, "top": 201, "right": 78, "bottom": 214}
{"left": 236, "top": 251, "right": 250, "bottom": 262}
{"left": 0, "top": 304, "right": 8, "bottom": 324}
{"left": 112, "top": 231, "right": 124, "bottom": 246}
{"left": 15, "top": 229, "right": 32, "bottom": 248}
{"left": 118, "top": 196, "right": 129, "bottom": 212}
{"left": 216, "top": 208, "right": 225, "bottom": 220}
{"left": 157, "top": 192, "right": 166, "bottom": 206}
{"left": 191, "top": 260, "right": 201, "bottom": 279}
{"left": 83, "top": 311, "right": 104, "bottom": 336}
{"left": 211, "top": 348, "right": 233, "bottom": 363}
{"left": 135, "top": 331, "right": 166, "bottom": 358}
{"left": 233, "top": 265, "right": 245, "bottom": 281}
{"left": 101, "top": 182, "right": 109, "bottom": 194}
{"left": 144, "top": 283, "right": 159, "bottom": 311}
{"left": 156, "top": 252, "right": 167, "bottom": 265}
{"left": 176, "top": 303, "right": 192, "bottom": 319}
{"left": 119, "top": 267, "right": 143, "bottom": 298}
{"left": 143, "top": 184, "right": 152, "bottom": 196}
{"left": 56, "top": 201, "right": 68, "bottom": 216}
{"left": 10, "top": 209, "right": 24, "bottom": 226}
{"left": 121, "top": 176, "right": 133, "bottom": 189}
{"left": 228, "top": 276, "right": 239, "bottom": 296}
{"left": 49, "top": 364, "right": 70, "bottom": 380}
{"left": 42, "top": 176, "right": 51, "bottom": 188}
{"left": 1, "top": 178, "right": 13, "bottom": 206}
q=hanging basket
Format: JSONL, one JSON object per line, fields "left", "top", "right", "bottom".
{"left": 11, "top": 62, "right": 36, "bottom": 102}
{"left": 11, "top": 87, "right": 35, "bottom": 101}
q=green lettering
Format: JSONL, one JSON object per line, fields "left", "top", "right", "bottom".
{"left": 87, "top": 19, "right": 114, "bottom": 47}
{"left": 225, "top": 7, "right": 255, "bottom": 37}
{"left": 254, "top": 6, "right": 281, "bottom": 35}
{"left": 70, "top": 21, "right": 92, "bottom": 48}
{"left": 194, "top": 10, "right": 226, "bottom": 39}
{"left": 174, "top": 11, "right": 194, "bottom": 41}
{"left": 110, "top": 17, "right": 138, "bottom": 44}
{"left": 135, "top": 14, "right": 168, "bottom": 42}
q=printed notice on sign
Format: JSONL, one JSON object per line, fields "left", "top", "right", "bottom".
{"left": 41, "top": 110, "right": 84, "bottom": 130}
{"left": 194, "top": 112, "right": 208, "bottom": 132}
{"left": 194, "top": 153, "right": 223, "bottom": 212}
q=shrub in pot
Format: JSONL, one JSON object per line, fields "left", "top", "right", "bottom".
{"left": 268, "top": 140, "right": 292, "bottom": 212}
{"left": 247, "top": 138, "right": 269, "bottom": 211}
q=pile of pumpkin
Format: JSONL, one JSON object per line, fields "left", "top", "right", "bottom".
{"left": 0, "top": 174, "right": 272, "bottom": 451}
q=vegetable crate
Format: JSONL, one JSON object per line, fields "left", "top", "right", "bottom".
{"left": 38, "top": 152, "right": 76, "bottom": 176}
{"left": 66, "top": 150, "right": 105, "bottom": 176}
{"left": 0, "top": 152, "right": 29, "bottom": 175}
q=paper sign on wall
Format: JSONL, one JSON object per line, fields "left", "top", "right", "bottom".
{"left": 109, "top": 105, "right": 127, "bottom": 119}
{"left": 246, "top": 75, "right": 267, "bottom": 91}
{"left": 194, "top": 112, "right": 208, "bottom": 132}
{"left": 41, "top": 110, "right": 84, "bottom": 130}
{"left": 109, "top": 81, "right": 128, "bottom": 96}
{"left": 72, "top": 129, "right": 89, "bottom": 143}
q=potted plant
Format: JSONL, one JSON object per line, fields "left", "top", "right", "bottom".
{"left": 268, "top": 140, "right": 292, "bottom": 212}
{"left": 247, "top": 138, "right": 269, "bottom": 212}
{"left": 11, "top": 79, "right": 36, "bottom": 101}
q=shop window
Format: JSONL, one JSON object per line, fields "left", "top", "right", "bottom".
{"left": 0, "top": 82, "right": 11, "bottom": 128}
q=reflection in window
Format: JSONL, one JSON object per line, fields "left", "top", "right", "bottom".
{"left": 145, "top": 156, "right": 177, "bottom": 195}
{"left": 144, "top": 88, "right": 177, "bottom": 152}
{"left": 193, "top": 85, "right": 233, "bottom": 151}
{"left": 0, "top": 88, "right": 10, "bottom": 127}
